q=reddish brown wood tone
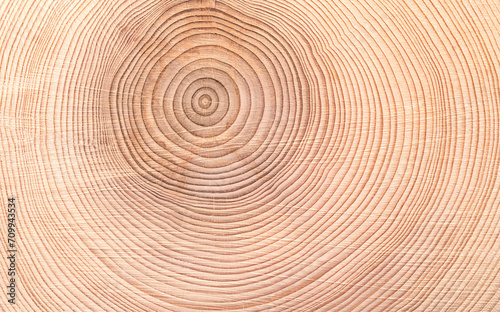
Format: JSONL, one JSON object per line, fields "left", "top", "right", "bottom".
{"left": 1, "top": 0, "right": 500, "bottom": 311}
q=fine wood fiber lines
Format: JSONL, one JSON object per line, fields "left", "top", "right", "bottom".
{"left": 0, "top": 0, "right": 500, "bottom": 311}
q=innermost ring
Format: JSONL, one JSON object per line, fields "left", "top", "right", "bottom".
{"left": 190, "top": 86, "right": 221, "bottom": 117}
{"left": 198, "top": 94, "right": 212, "bottom": 109}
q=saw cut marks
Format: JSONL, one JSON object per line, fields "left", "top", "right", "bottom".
{"left": 1, "top": 0, "right": 500, "bottom": 311}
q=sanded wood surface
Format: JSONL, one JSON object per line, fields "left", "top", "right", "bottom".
{"left": 1, "top": 0, "right": 500, "bottom": 311}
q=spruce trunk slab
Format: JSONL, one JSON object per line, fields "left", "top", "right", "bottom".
{"left": 1, "top": 0, "right": 500, "bottom": 311}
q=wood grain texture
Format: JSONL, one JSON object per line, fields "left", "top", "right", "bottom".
{"left": 1, "top": 0, "right": 500, "bottom": 311}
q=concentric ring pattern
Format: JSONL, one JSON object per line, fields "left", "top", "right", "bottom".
{"left": 1, "top": 0, "right": 500, "bottom": 311}
{"left": 109, "top": 4, "right": 311, "bottom": 200}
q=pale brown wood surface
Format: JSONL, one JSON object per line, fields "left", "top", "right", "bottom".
{"left": 1, "top": 0, "right": 500, "bottom": 311}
